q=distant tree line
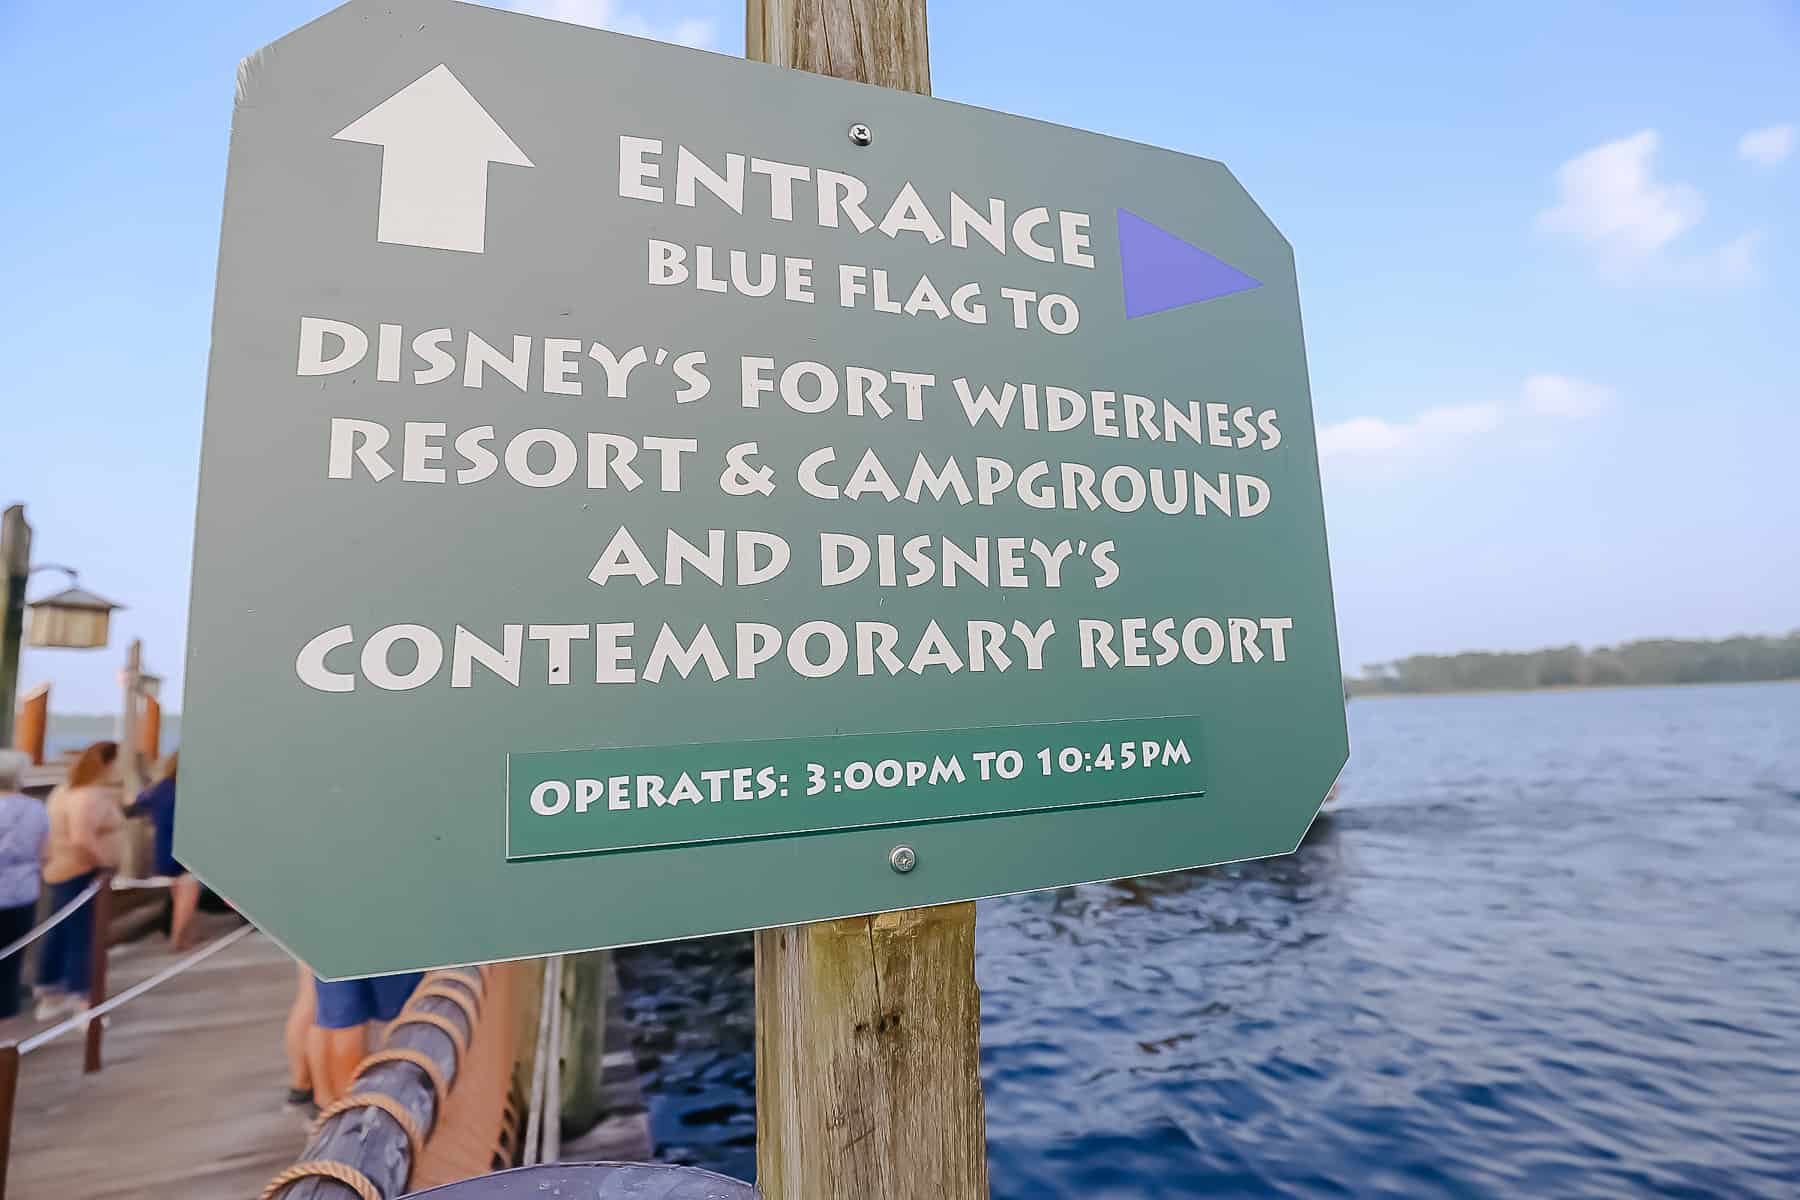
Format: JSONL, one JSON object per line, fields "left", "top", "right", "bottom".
{"left": 1347, "top": 631, "right": 1800, "bottom": 696}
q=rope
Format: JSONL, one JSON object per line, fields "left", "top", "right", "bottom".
{"left": 353, "top": 1047, "right": 448, "bottom": 1117}
{"left": 405, "top": 981, "right": 479, "bottom": 1029}
{"left": 443, "top": 965, "right": 486, "bottom": 1001}
{"left": 431, "top": 969, "right": 485, "bottom": 1008}
{"left": 258, "top": 1160, "right": 382, "bottom": 1200}
{"left": 0, "top": 877, "right": 101, "bottom": 963}
{"left": 386, "top": 1011, "right": 468, "bottom": 1066}
{"left": 17, "top": 922, "right": 256, "bottom": 1054}
{"left": 314, "top": 1092, "right": 425, "bottom": 1166}
{"left": 110, "top": 875, "right": 177, "bottom": 891}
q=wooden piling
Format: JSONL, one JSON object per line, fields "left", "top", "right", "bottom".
{"left": 83, "top": 873, "right": 115, "bottom": 1074}
{"left": 747, "top": 0, "right": 930, "bottom": 92}
{"left": 0, "top": 505, "right": 29, "bottom": 751}
{"left": 744, "top": 8, "right": 987, "bottom": 1188}
{"left": 117, "top": 640, "right": 145, "bottom": 798}
{"left": 139, "top": 693, "right": 161, "bottom": 763}
{"left": 744, "top": 11, "right": 986, "bottom": 1191}
{"left": 755, "top": 904, "right": 988, "bottom": 1198}
{"left": 11, "top": 684, "right": 46, "bottom": 766}
{"left": 0, "top": 1042, "right": 17, "bottom": 1200}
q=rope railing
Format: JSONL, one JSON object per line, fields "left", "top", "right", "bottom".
{"left": 0, "top": 878, "right": 101, "bottom": 964}
{"left": 15, "top": 923, "right": 255, "bottom": 1055}
{"left": 266, "top": 964, "right": 494, "bottom": 1199}
{"left": 0, "top": 875, "right": 172, "bottom": 965}
{"left": 0, "top": 915, "right": 263, "bottom": 1200}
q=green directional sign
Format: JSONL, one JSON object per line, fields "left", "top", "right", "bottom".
{"left": 181, "top": 0, "right": 1347, "bottom": 978}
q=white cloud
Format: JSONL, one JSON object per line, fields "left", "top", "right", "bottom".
{"left": 1738, "top": 123, "right": 1795, "bottom": 167}
{"left": 1320, "top": 376, "right": 1611, "bottom": 464}
{"left": 1318, "top": 404, "right": 1503, "bottom": 459}
{"left": 507, "top": 1, "right": 719, "bottom": 49}
{"left": 1538, "top": 130, "right": 1761, "bottom": 284}
{"left": 1679, "top": 230, "right": 1764, "bottom": 286}
{"left": 1537, "top": 130, "right": 1702, "bottom": 258}
{"left": 1520, "top": 373, "right": 1615, "bottom": 420}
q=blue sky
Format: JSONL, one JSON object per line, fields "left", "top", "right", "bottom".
{"left": 2, "top": 0, "right": 1795, "bottom": 710}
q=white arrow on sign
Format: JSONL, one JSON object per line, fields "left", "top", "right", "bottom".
{"left": 333, "top": 64, "right": 532, "bottom": 254}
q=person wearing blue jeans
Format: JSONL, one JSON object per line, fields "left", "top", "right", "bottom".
{"left": 35, "top": 742, "right": 122, "bottom": 1019}
{"left": 35, "top": 874, "right": 95, "bottom": 997}
{"left": 0, "top": 751, "right": 50, "bottom": 1021}
{"left": 309, "top": 971, "right": 423, "bottom": 1104}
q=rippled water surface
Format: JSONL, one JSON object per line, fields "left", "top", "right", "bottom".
{"left": 617, "top": 683, "right": 1800, "bottom": 1197}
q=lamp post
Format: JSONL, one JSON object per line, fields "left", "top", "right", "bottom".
{"left": 0, "top": 505, "right": 123, "bottom": 747}
{"left": 0, "top": 506, "right": 27, "bottom": 749}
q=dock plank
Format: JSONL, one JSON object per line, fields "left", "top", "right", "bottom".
{"left": 6, "top": 914, "right": 309, "bottom": 1200}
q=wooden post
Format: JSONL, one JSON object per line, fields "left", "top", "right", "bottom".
{"left": 117, "top": 639, "right": 145, "bottom": 797}
{"left": 0, "top": 505, "right": 29, "bottom": 751}
{"left": 0, "top": 1041, "right": 18, "bottom": 1200}
{"left": 555, "top": 952, "right": 610, "bottom": 1135}
{"left": 747, "top": 0, "right": 929, "bottom": 92}
{"left": 139, "top": 692, "right": 162, "bottom": 763}
{"left": 744, "top": 9, "right": 986, "bottom": 1189}
{"left": 12, "top": 684, "right": 47, "bottom": 766}
{"left": 755, "top": 905, "right": 987, "bottom": 1198}
{"left": 83, "top": 872, "right": 115, "bottom": 1074}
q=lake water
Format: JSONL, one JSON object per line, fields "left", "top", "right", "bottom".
{"left": 42, "top": 713, "right": 183, "bottom": 763}
{"left": 616, "top": 682, "right": 1800, "bottom": 1197}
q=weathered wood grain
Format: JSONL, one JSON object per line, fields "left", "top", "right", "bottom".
{"left": 754, "top": 904, "right": 988, "bottom": 1200}
{"left": 746, "top": 0, "right": 930, "bottom": 95}
{"left": 745, "top": 9, "right": 986, "bottom": 1194}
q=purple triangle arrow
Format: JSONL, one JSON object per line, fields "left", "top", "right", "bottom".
{"left": 1117, "top": 207, "right": 1261, "bottom": 318}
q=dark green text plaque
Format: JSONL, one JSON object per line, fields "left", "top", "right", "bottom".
{"left": 507, "top": 716, "right": 1208, "bottom": 858}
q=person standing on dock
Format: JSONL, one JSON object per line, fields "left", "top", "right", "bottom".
{"left": 0, "top": 749, "right": 50, "bottom": 1021}
{"left": 284, "top": 962, "right": 319, "bottom": 1110}
{"left": 35, "top": 740, "right": 123, "bottom": 1018}
{"left": 131, "top": 750, "right": 201, "bottom": 949}
{"left": 309, "top": 971, "right": 423, "bottom": 1106}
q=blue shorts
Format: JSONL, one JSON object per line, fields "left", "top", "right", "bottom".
{"left": 313, "top": 972, "right": 423, "bottom": 1029}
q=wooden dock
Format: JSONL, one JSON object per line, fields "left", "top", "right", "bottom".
{"left": 4, "top": 912, "right": 310, "bottom": 1199}
{"left": 3, "top": 914, "right": 659, "bottom": 1198}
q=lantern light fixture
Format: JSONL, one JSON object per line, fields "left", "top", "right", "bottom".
{"left": 23, "top": 566, "right": 123, "bottom": 650}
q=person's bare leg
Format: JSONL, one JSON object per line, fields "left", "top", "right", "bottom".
{"left": 318, "top": 1025, "right": 367, "bottom": 1106}
{"left": 170, "top": 874, "right": 202, "bottom": 950}
{"left": 305, "top": 1024, "right": 336, "bottom": 1106}
{"left": 284, "top": 964, "right": 315, "bottom": 1096}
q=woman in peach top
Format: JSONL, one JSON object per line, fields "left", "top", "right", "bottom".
{"left": 34, "top": 740, "right": 123, "bottom": 1019}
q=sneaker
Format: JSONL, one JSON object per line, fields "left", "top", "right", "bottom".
{"left": 285, "top": 1087, "right": 314, "bottom": 1108}
{"left": 33, "top": 992, "right": 81, "bottom": 1021}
